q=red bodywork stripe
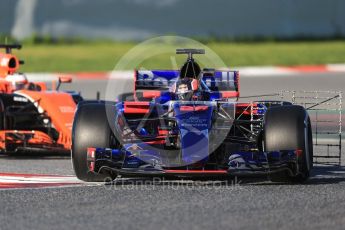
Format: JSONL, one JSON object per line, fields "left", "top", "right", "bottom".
{"left": 180, "top": 105, "right": 209, "bottom": 112}
{"left": 165, "top": 170, "right": 228, "bottom": 174}
{"left": 144, "top": 139, "right": 166, "bottom": 145}
{"left": 235, "top": 102, "right": 259, "bottom": 115}
{"left": 222, "top": 91, "right": 239, "bottom": 98}
{"left": 124, "top": 101, "right": 150, "bottom": 114}
{"left": 158, "top": 129, "right": 169, "bottom": 135}
{"left": 142, "top": 90, "right": 161, "bottom": 99}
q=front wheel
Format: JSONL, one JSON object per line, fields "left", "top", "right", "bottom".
{"left": 72, "top": 103, "right": 119, "bottom": 182}
{"left": 264, "top": 105, "right": 313, "bottom": 183}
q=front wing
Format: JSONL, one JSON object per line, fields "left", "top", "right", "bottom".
{"left": 0, "top": 130, "right": 70, "bottom": 154}
{"left": 86, "top": 147, "right": 302, "bottom": 178}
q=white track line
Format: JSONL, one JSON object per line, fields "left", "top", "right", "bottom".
{"left": 0, "top": 173, "right": 84, "bottom": 189}
{"left": 0, "top": 175, "right": 80, "bottom": 184}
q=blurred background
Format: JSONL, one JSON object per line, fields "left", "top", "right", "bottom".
{"left": 1, "top": 0, "right": 345, "bottom": 72}
{"left": 3, "top": 0, "right": 345, "bottom": 41}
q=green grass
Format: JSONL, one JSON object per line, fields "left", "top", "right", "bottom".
{"left": 10, "top": 41, "right": 345, "bottom": 72}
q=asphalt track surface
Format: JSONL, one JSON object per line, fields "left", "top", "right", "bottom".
{"left": 1, "top": 72, "right": 345, "bottom": 230}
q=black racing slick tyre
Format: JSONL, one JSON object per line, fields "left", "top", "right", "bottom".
{"left": 264, "top": 105, "right": 313, "bottom": 183}
{"left": 72, "top": 103, "right": 118, "bottom": 182}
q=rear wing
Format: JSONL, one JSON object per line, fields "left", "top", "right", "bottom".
{"left": 135, "top": 69, "right": 240, "bottom": 98}
{"left": 135, "top": 70, "right": 178, "bottom": 91}
{"left": 0, "top": 44, "right": 22, "bottom": 54}
{"left": 201, "top": 70, "right": 240, "bottom": 98}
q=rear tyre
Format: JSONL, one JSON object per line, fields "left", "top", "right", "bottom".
{"left": 72, "top": 103, "right": 118, "bottom": 182}
{"left": 264, "top": 105, "right": 313, "bottom": 183}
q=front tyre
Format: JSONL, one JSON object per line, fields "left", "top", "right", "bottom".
{"left": 264, "top": 105, "right": 313, "bottom": 183}
{"left": 72, "top": 103, "right": 118, "bottom": 182}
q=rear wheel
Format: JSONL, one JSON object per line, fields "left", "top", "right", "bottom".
{"left": 264, "top": 105, "right": 313, "bottom": 183}
{"left": 72, "top": 103, "right": 119, "bottom": 182}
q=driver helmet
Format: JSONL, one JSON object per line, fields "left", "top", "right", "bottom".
{"left": 5, "top": 73, "right": 28, "bottom": 91}
{"left": 174, "top": 78, "right": 198, "bottom": 101}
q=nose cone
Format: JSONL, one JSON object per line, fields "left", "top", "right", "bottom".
{"left": 173, "top": 102, "right": 214, "bottom": 165}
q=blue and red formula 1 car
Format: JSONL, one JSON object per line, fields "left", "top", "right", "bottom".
{"left": 72, "top": 49, "right": 313, "bottom": 182}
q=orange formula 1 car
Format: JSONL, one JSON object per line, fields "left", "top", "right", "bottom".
{"left": 0, "top": 44, "right": 82, "bottom": 154}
